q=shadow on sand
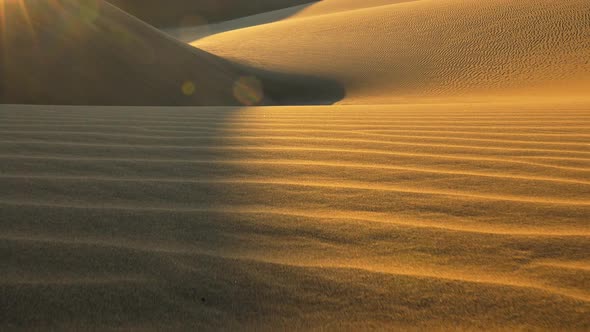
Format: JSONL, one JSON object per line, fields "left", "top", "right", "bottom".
{"left": 0, "top": 0, "right": 343, "bottom": 107}
{"left": 229, "top": 59, "right": 346, "bottom": 106}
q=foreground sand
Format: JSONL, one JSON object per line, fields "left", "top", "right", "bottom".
{"left": 1, "top": 103, "right": 589, "bottom": 330}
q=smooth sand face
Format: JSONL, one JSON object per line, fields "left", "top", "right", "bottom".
{"left": 107, "top": 0, "right": 319, "bottom": 27}
{"left": 1, "top": 103, "right": 589, "bottom": 330}
{"left": 167, "top": 0, "right": 414, "bottom": 42}
{"left": 194, "top": 0, "right": 590, "bottom": 104}
{"left": 0, "top": 0, "right": 265, "bottom": 106}
{"left": 1, "top": 0, "right": 589, "bottom": 330}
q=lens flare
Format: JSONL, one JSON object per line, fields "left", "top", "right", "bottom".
{"left": 1, "top": 0, "right": 36, "bottom": 45}
{"left": 0, "top": 1, "right": 6, "bottom": 50}
{"left": 78, "top": 0, "right": 101, "bottom": 25}
{"left": 0, "top": 0, "right": 104, "bottom": 49}
{"left": 182, "top": 80, "right": 196, "bottom": 96}
{"left": 233, "top": 76, "right": 263, "bottom": 106}
{"left": 17, "top": 0, "right": 36, "bottom": 39}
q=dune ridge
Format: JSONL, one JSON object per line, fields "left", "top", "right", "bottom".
{"left": 107, "top": 0, "right": 318, "bottom": 27}
{"left": 0, "top": 0, "right": 270, "bottom": 106}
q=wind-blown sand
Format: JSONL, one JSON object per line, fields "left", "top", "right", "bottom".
{"left": 1, "top": 0, "right": 589, "bottom": 330}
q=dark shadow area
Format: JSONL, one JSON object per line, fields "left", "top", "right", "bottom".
{"left": 107, "top": 0, "right": 319, "bottom": 28}
{"left": 0, "top": 104, "right": 243, "bottom": 330}
{"left": 0, "top": 0, "right": 253, "bottom": 106}
{"left": 0, "top": 101, "right": 327, "bottom": 329}
{"left": 0, "top": 0, "right": 343, "bottom": 107}
{"left": 238, "top": 63, "right": 346, "bottom": 106}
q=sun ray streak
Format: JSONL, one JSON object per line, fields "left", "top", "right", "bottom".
{"left": 0, "top": 1, "right": 6, "bottom": 47}
{"left": 0, "top": 1, "right": 6, "bottom": 87}
{"left": 16, "top": 0, "right": 38, "bottom": 43}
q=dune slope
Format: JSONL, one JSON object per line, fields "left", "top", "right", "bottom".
{"left": 107, "top": 0, "right": 318, "bottom": 28}
{"left": 2, "top": 0, "right": 589, "bottom": 330}
{"left": 1, "top": 103, "right": 589, "bottom": 330}
{"left": 194, "top": 0, "right": 590, "bottom": 104}
{"left": 0, "top": 0, "right": 265, "bottom": 106}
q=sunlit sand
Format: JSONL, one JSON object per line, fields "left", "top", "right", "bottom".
{"left": 1, "top": 0, "right": 589, "bottom": 330}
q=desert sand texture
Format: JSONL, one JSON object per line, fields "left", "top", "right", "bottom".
{"left": 193, "top": 0, "right": 590, "bottom": 104}
{"left": 1, "top": 0, "right": 589, "bottom": 330}
{"left": 1, "top": 103, "right": 589, "bottom": 330}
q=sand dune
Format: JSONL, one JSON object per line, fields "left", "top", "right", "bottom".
{"left": 193, "top": 0, "right": 590, "bottom": 103}
{"left": 1, "top": 104, "right": 589, "bottom": 330}
{"left": 0, "top": 0, "right": 268, "bottom": 106}
{"left": 108, "top": 0, "right": 318, "bottom": 27}
{"left": 2, "top": 0, "right": 589, "bottom": 330}
{"left": 164, "top": 0, "right": 409, "bottom": 42}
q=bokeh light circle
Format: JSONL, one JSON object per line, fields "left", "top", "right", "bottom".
{"left": 182, "top": 81, "right": 196, "bottom": 96}
{"left": 233, "top": 76, "right": 263, "bottom": 106}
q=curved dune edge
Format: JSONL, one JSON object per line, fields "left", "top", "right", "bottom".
{"left": 107, "top": 0, "right": 318, "bottom": 27}
{"left": 193, "top": 0, "right": 590, "bottom": 104}
{"left": 0, "top": 0, "right": 271, "bottom": 106}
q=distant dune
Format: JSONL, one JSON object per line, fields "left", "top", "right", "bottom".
{"left": 107, "top": 0, "right": 318, "bottom": 27}
{"left": 0, "top": 0, "right": 267, "bottom": 106}
{"left": 194, "top": 0, "right": 590, "bottom": 104}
